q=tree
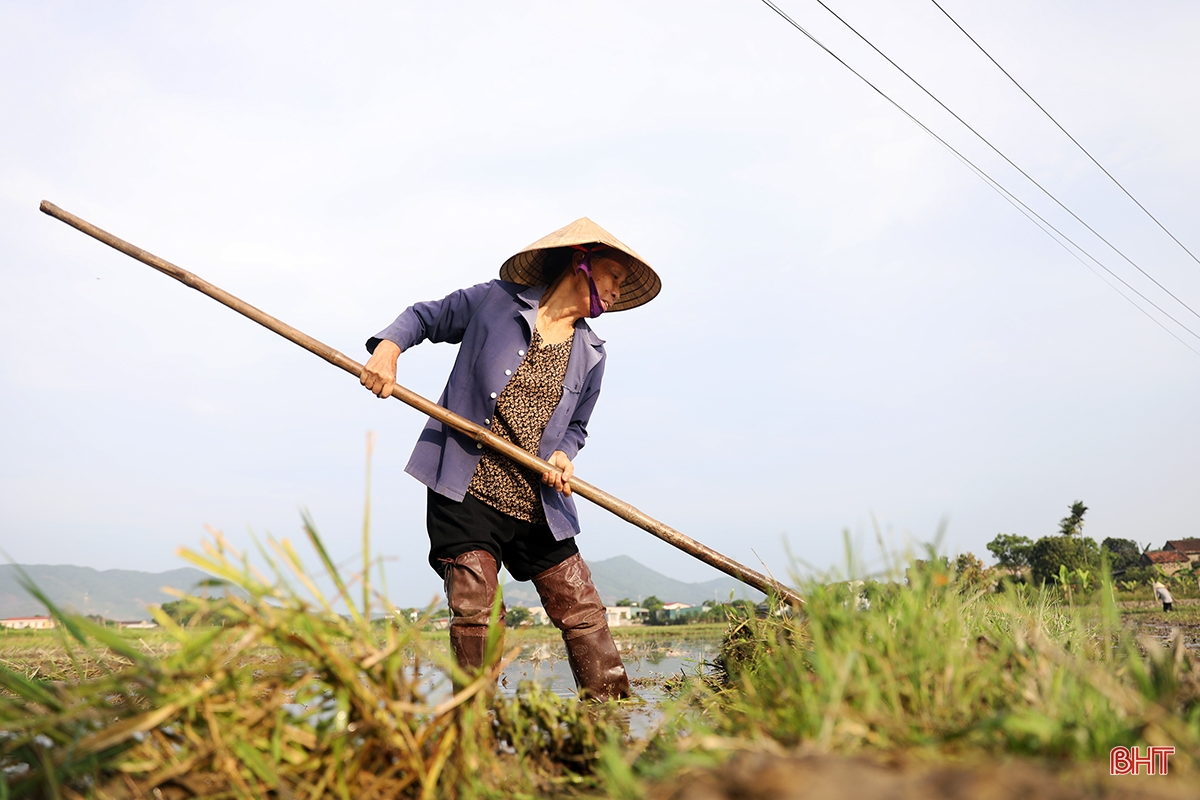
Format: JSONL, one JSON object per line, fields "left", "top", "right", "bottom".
{"left": 614, "top": 598, "right": 637, "bottom": 607}
{"left": 160, "top": 596, "right": 235, "bottom": 626}
{"left": 507, "top": 607, "right": 531, "bottom": 626}
{"left": 953, "top": 552, "right": 990, "bottom": 589}
{"left": 1100, "top": 538, "right": 1142, "bottom": 573}
{"left": 641, "top": 595, "right": 665, "bottom": 625}
{"left": 1029, "top": 535, "right": 1099, "bottom": 586}
{"left": 160, "top": 599, "right": 196, "bottom": 625}
{"left": 1059, "top": 501, "right": 1088, "bottom": 537}
{"left": 986, "top": 533, "right": 1033, "bottom": 569}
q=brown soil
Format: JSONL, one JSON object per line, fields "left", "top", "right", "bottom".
{"left": 647, "top": 751, "right": 1195, "bottom": 800}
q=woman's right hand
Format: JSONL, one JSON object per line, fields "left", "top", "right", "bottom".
{"left": 361, "top": 339, "right": 402, "bottom": 398}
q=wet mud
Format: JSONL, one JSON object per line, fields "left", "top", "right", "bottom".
{"left": 646, "top": 750, "right": 1195, "bottom": 800}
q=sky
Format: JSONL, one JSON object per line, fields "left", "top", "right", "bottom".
{"left": 2, "top": 1, "right": 1198, "bottom": 608}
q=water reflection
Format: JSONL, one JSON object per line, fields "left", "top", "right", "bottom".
{"left": 502, "top": 637, "right": 717, "bottom": 737}
{"left": 419, "top": 636, "right": 719, "bottom": 737}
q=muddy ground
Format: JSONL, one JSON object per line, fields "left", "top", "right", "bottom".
{"left": 1118, "top": 598, "right": 1200, "bottom": 654}
{"left": 646, "top": 750, "right": 1196, "bottom": 800}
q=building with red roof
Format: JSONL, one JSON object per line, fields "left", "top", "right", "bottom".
{"left": 1142, "top": 549, "right": 1192, "bottom": 576}
{"left": 1164, "top": 539, "right": 1200, "bottom": 565}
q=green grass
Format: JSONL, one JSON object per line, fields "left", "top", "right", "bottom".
{"left": 676, "top": 565, "right": 1200, "bottom": 770}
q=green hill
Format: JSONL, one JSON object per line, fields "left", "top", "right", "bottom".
{"left": 0, "top": 565, "right": 215, "bottom": 621}
{"left": 1, "top": 556, "right": 769, "bottom": 620}
{"left": 501, "top": 555, "right": 765, "bottom": 607}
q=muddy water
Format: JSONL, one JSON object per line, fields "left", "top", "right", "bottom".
{"left": 417, "top": 634, "right": 719, "bottom": 736}
{"left": 498, "top": 636, "right": 718, "bottom": 736}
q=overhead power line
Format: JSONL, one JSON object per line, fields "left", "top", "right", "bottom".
{"left": 928, "top": 0, "right": 1200, "bottom": 270}
{"left": 755, "top": 0, "right": 1200, "bottom": 353}
{"left": 807, "top": 0, "right": 1200, "bottom": 327}
{"left": 947, "top": 143, "right": 1200, "bottom": 356}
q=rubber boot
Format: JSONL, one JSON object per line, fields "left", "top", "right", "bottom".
{"left": 441, "top": 550, "right": 504, "bottom": 681}
{"left": 532, "top": 553, "right": 630, "bottom": 701}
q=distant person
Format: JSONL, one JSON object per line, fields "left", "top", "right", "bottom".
{"left": 1154, "top": 581, "right": 1174, "bottom": 612}
{"left": 360, "top": 218, "right": 661, "bottom": 701}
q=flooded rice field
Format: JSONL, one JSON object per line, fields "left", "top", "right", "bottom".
{"left": 409, "top": 632, "right": 719, "bottom": 736}
{"left": 498, "top": 635, "right": 717, "bottom": 733}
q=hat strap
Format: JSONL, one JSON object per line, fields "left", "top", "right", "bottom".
{"left": 570, "top": 245, "right": 606, "bottom": 318}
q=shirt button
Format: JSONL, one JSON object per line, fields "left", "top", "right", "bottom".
{"left": 476, "top": 443, "right": 483, "bottom": 450}
{"left": 505, "top": 369, "right": 512, "bottom": 376}
{"left": 490, "top": 392, "right": 497, "bottom": 399}
{"left": 519, "top": 350, "right": 525, "bottom": 356}
{"left": 484, "top": 418, "right": 491, "bottom": 425}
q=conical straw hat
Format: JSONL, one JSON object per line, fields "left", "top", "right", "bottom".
{"left": 499, "top": 217, "right": 661, "bottom": 312}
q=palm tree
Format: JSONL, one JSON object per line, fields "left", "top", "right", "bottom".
{"left": 1059, "top": 501, "right": 1088, "bottom": 537}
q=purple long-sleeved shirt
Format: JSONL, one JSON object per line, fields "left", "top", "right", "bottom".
{"left": 367, "top": 280, "right": 606, "bottom": 540}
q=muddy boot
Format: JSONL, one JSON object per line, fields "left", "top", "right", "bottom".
{"left": 442, "top": 550, "right": 504, "bottom": 681}
{"left": 532, "top": 553, "right": 630, "bottom": 701}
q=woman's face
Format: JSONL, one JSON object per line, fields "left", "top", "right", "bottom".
{"left": 589, "top": 255, "right": 630, "bottom": 313}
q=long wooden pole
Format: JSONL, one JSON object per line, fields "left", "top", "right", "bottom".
{"left": 40, "top": 200, "right": 802, "bottom": 607}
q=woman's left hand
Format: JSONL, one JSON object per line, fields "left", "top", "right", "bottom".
{"left": 542, "top": 450, "right": 574, "bottom": 496}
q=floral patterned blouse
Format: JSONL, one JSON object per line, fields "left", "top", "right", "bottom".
{"left": 467, "top": 327, "right": 575, "bottom": 522}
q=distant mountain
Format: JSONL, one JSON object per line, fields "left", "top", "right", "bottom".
{"left": 1, "top": 556, "right": 766, "bottom": 620}
{"left": 0, "top": 565, "right": 216, "bottom": 621}
{"left": 501, "top": 555, "right": 765, "bottom": 608}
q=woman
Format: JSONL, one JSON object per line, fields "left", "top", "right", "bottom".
{"left": 1154, "top": 581, "right": 1174, "bottom": 612}
{"left": 360, "top": 218, "right": 660, "bottom": 701}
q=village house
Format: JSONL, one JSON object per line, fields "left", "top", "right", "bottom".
{"left": 1141, "top": 549, "right": 1191, "bottom": 576}
{"left": 0, "top": 616, "right": 55, "bottom": 630}
{"left": 660, "top": 602, "right": 701, "bottom": 621}
{"left": 113, "top": 620, "right": 159, "bottom": 630}
{"left": 1164, "top": 539, "right": 1200, "bottom": 566}
{"left": 605, "top": 606, "right": 648, "bottom": 627}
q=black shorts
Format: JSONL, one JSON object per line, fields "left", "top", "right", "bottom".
{"left": 426, "top": 489, "right": 579, "bottom": 582}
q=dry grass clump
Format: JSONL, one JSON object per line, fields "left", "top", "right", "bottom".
{"left": 0, "top": 519, "right": 625, "bottom": 799}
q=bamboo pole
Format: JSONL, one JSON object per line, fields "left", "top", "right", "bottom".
{"left": 40, "top": 200, "right": 802, "bottom": 607}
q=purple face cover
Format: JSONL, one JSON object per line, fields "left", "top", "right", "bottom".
{"left": 571, "top": 245, "right": 607, "bottom": 318}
